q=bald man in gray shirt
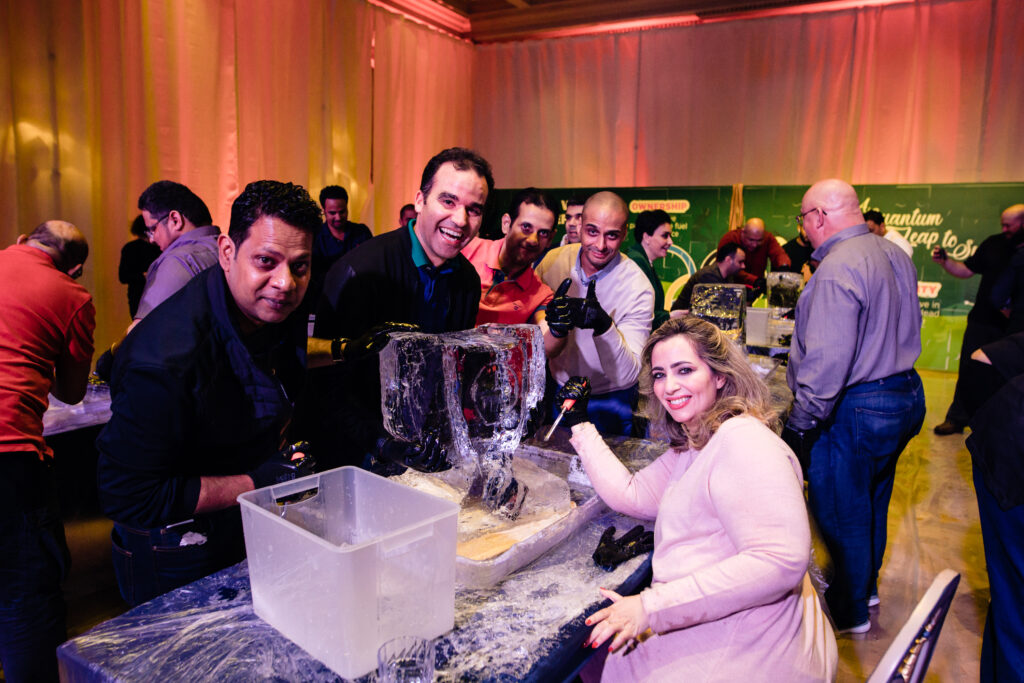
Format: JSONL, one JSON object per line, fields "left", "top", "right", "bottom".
{"left": 783, "top": 179, "right": 925, "bottom": 636}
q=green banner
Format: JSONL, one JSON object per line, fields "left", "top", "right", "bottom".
{"left": 485, "top": 182, "right": 1024, "bottom": 372}
{"left": 744, "top": 183, "right": 1024, "bottom": 370}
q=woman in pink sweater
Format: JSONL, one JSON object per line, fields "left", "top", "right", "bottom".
{"left": 570, "top": 316, "right": 837, "bottom": 681}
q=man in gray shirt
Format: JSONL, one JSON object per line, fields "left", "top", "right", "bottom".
{"left": 783, "top": 178, "right": 925, "bottom": 635}
{"left": 96, "top": 182, "right": 221, "bottom": 379}
{"left": 133, "top": 181, "right": 220, "bottom": 323}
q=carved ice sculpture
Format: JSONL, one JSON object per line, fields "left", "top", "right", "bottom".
{"left": 379, "top": 324, "right": 545, "bottom": 519}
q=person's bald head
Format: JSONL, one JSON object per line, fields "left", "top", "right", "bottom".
{"left": 19, "top": 220, "right": 89, "bottom": 277}
{"left": 800, "top": 179, "right": 863, "bottom": 248}
{"left": 579, "top": 191, "right": 628, "bottom": 275}
{"left": 740, "top": 218, "right": 766, "bottom": 252}
{"left": 1001, "top": 204, "right": 1024, "bottom": 238}
{"left": 583, "top": 192, "right": 628, "bottom": 226}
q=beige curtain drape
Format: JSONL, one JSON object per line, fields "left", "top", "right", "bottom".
{"left": 473, "top": 0, "right": 1024, "bottom": 188}
{"left": 370, "top": 6, "right": 475, "bottom": 231}
{"left": 2, "top": 0, "right": 1022, "bottom": 356}
{"left": 473, "top": 31, "right": 642, "bottom": 188}
{"left": 1, "top": 0, "right": 472, "bottom": 355}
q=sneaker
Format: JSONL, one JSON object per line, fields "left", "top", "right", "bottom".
{"left": 868, "top": 594, "right": 880, "bottom": 608}
{"left": 933, "top": 420, "right": 964, "bottom": 435}
{"left": 838, "top": 620, "right": 871, "bottom": 635}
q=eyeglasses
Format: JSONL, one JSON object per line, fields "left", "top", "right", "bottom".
{"left": 796, "top": 208, "right": 827, "bottom": 227}
{"left": 145, "top": 213, "right": 169, "bottom": 238}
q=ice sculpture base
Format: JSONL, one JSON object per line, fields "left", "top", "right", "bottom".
{"left": 455, "top": 494, "right": 605, "bottom": 589}
{"left": 394, "top": 448, "right": 609, "bottom": 589}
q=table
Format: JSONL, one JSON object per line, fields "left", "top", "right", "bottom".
{"left": 43, "top": 384, "right": 112, "bottom": 437}
{"left": 57, "top": 436, "right": 662, "bottom": 682}
{"left": 42, "top": 384, "right": 112, "bottom": 517}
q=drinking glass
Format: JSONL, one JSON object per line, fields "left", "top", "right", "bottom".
{"left": 377, "top": 636, "right": 435, "bottom": 683}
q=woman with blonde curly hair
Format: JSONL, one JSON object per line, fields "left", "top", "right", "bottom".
{"left": 565, "top": 316, "right": 837, "bottom": 681}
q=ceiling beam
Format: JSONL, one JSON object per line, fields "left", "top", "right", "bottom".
{"left": 370, "top": 0, "right": 472, "bottom": 37}
{"left": 468, "top": 0, "right": 821, "bottom": 42}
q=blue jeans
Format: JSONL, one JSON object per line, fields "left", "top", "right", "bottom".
{"left": 553, "top": 384, "right": 638, "bottom": 436}
{"left": 805, "top": 370, "right": 925, "bottom": 629}
{"left": 0, "top": 454, "right": 69, "bottom": 683}
{"left": 974, "top": 462, "right": 1024, "bottom": 682}
{"left": 111, "top": 509, "right": 246, "bottom": 607}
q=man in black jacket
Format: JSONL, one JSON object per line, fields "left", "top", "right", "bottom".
{"left": 96, "top": 180, "right": 324, "bottom": 606}
{"left": 932, "top": 203, "right": 1024, "bottom": 434}
{"left": 311, "top": 147, "right": 492, "bottom": 471}
{"left": 965, "top": 331, "right": 1024, "bottom": 680}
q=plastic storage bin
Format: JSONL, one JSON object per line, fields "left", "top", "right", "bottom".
{"left": 238, "top": 466, "right": 458, "bottom": 679}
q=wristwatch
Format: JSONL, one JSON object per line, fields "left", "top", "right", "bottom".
{"left": 330, "top": 338, "right": 346, "bottom": 364}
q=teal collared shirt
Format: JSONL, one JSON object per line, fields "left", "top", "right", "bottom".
{"left": 407, "top": 219, "right": 457, "bottom": 331}
{"left": 408, "top": 220, "right": 430, "bottom": 268}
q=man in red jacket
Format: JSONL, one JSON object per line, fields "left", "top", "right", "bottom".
{"left": 718, "top": 217, "right": 791, "bottom": 290}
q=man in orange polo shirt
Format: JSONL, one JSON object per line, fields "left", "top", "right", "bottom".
{"left": 463, "top": 188, "right": 570, "bottom": 357}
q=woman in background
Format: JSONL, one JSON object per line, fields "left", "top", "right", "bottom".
{"left": 118, "top": 215, "right": 160, "bottom": 318}
{"left": 626, "top": 209, "right": 673, "bottom": 331}
{"left": 565, "top": 316, "right": 837, "bottom": 681}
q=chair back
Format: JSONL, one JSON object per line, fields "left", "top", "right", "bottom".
{"left": 866, "top": 569, "right": 960, "bottom": 683}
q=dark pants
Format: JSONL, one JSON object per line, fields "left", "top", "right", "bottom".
{"left": 553, "top": 383, "right": 638, "bottom": 437}
{"left": 111, "top": 509, "right": 246, "bottom": 607}
{"left": 974, "top": 463, "right": 1024, "bottom": 682}
{"left": 0, "top": 453, "right": 70, "bottom": 683}
{"left": 805, "top": 370, "right": 926, "bottom": 629}
{"left": 946, "top": 319, "right": 1004, "bottom": 425}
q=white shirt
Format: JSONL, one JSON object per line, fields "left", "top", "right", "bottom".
{"left": 884, "top": 229, "right": 914, "bottom": 259}
{"left": 535, "top": 244, "right": 654, "bottom": 394}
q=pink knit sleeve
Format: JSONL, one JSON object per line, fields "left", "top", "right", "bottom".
{"left": 640, "top": 419, "right": 810, "bottom": 632}
{"left": 569, "top": 422, "right": 677, "bottom": 520}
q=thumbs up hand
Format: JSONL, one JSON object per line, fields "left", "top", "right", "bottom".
{"left": 546, "top": 278, "right": 575, "bottom": 338}
{"left": 572, "top": 281, "right": 613, "bottom": 336}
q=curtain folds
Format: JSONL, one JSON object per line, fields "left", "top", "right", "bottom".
{"left": 1, "top": 0, "right": 1021, "bottom": 355}
{"left": 473, "top": 0, "right": 1023, "bottom": 189}
{"left": 473, "top": 32, "right": 641, "bottom": 188}
{"left": 1, "top": 0, "right": 472, "bottom": 354}
{"left": 370, "top": 5, "right": 475, "bottom": 233}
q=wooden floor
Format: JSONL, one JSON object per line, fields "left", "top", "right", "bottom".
{"left": 58, "top": 369, "right": 987, "bottom": 681}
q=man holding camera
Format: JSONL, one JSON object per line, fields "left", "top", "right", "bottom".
{"left": 931, "top": 203, "right": 1024, "bottom": 435}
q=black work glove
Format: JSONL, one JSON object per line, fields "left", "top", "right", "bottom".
{"left": 338, "top": 322, "right": 420, "bottom": 363}
{"left": 546, "top": 278, "right": 574, "bottom": 338}
{"left": 571, "top": 281, "right": 613, "bottom": 336}
{"left": 248, "top": 441, "right": 316, "bottom": 489}
{"left": 592, "top": 525, "right": 654, "bottom": 572}
{"left": 554, "top": 376, "right": 591, "bottom": 428}
{"left": 376, "top": 428, "right": 451, "bottom": 473}
{"left": 749, "top": 277, "right": 767, "bottom": 302}
{"left": 781, "top": 422, "right": 820, "bottom": 474}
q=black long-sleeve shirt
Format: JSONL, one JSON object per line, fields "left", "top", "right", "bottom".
{"left": 117, "top": 238, "right": 160, "bottom": 318}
